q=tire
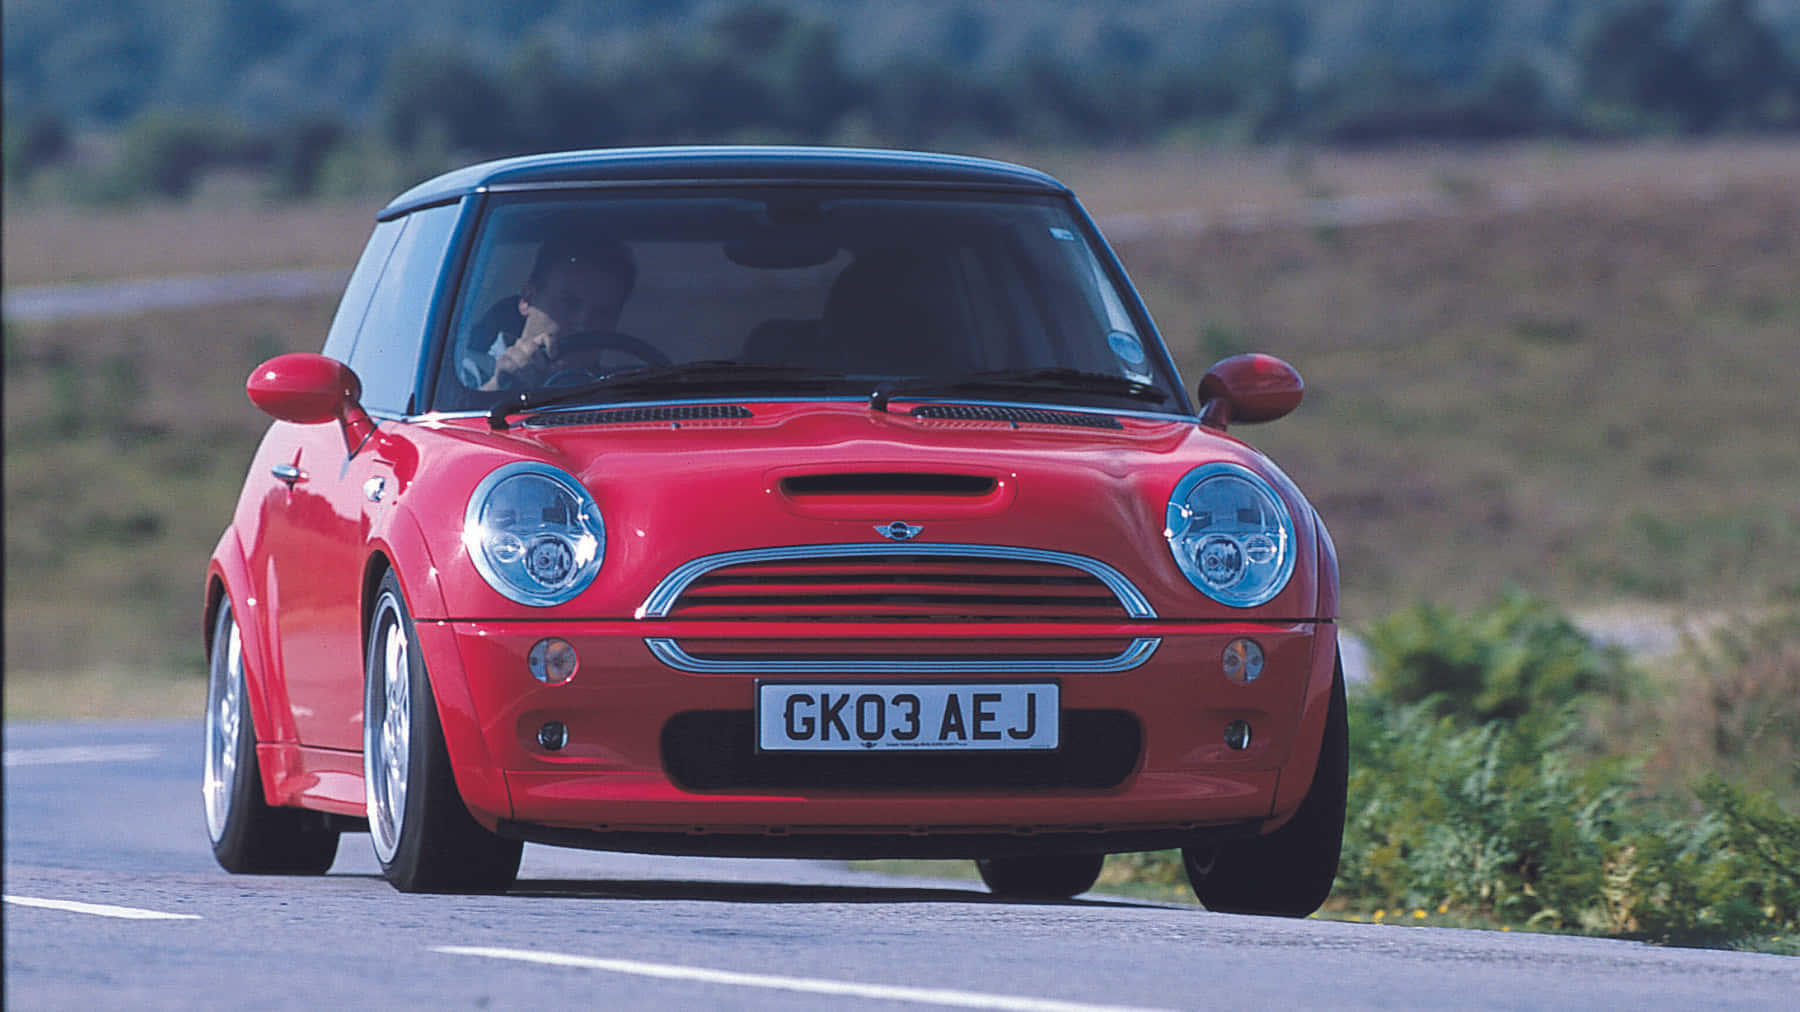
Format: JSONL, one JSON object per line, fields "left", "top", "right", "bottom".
{"left": 1184, "top": 658, "right": 1348, "bottom": 917}
{"left": 976, "top": 854, "right": 1105, "bottom": 900}
{"left": 203, "top": 598, "right": 339, "bottom": 874}
{"left": 364, "top": 571, "right": 522, "bottom": 893}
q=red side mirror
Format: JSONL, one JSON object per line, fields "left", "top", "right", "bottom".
{"left": 246, "top": 353, "right": 376, "bottom": 451}
{"left": 1197, "top": 353, "right": 1303, "bottom": 430}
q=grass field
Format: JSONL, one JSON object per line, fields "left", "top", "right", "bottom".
{"left": 5, "top": 140, "right": 1799, "bottom": 719}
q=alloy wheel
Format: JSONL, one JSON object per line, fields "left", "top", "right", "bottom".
{"left": 365, "top": 593, "right": 413, "bottom": 864}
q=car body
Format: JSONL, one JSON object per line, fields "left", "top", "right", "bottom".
{"left": 202, "top": 146, "right": 1345, "bottom": 910}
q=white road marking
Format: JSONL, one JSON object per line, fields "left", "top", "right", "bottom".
{"left": 4, "top": 895, "right": 201, "bottom": 921}
{"left": 3, "top": 744, "right": 163, "bottom": 767}
{"left": 434, "top": 945, "right": 1172, "bottom": 1012}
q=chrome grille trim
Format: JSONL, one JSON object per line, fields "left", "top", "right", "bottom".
{"left": 644, "top": 635, "right": 1162, "bottom": 674}
{"left": 636, "top": 543, "right": 1158, "bottom": 620}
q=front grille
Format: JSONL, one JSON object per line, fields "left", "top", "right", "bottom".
{"left": 643, "top": 635, "right": 1159, "bottom": 673}
{"left": 910, "top": 404, "right": 1123, "bottom": 429}
{"left": 526, "top": 404, "right": 753, "bottom": 427}
{"left": 662, "top": 553, "right": 1132, "bottom": 622}
{"left": 662, "top": 710, "right": 1141, "bottom": 791}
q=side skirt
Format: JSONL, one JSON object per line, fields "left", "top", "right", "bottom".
{"left": 258, "top": 742, "right": 366, "bottom": 817}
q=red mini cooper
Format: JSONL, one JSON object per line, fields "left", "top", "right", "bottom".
{"left": 202, "top": 147, "right": 1345, "bottom": 912}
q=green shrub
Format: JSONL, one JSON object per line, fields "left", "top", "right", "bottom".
{"left": 3, "top": 112, "right": 71, "bottom": 184}
{"left": 1336, "top": 694, "right": 1799, "bottom": 942}
{"left": 1339, "top": 697, "right": 1636, "bottom": 925}
{"left": 1321, "top": 596, "right": 1799, "bottom": 944}
{"left": 1695, "top": 779, "right": 1800, "bottom": 928}
{"left": 1363, "top": 592, "right": 1632, "bottom": 724}
{"left": 106, "top": 112, "right": 259, "bottom": 200}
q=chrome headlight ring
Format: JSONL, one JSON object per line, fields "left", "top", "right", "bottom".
{"left": 463, "top": 462, "right": 604, "bottom": 607}
{"left": 1164, "top": 462, "right": 1296, "bottom": 608}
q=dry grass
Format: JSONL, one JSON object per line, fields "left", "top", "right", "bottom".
{"left": 2, "top": 201, "right": 377, "bottom": 287}
{"left": 1628, "top": 610, "right": 1800, "bottom": 806}
{"left": 3, "top": 666, "right": 205, "bottom": 722}
{"left": 1010, "top": 137, "right": 1800, "bottom": 219}
{"left": 8, "top": 140, "right": 1799, "bottom": 285}
{"left": 4, "top": 296, "right": 335, "bottom": 687}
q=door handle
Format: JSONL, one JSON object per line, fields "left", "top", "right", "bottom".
{"left": 272, "top": 463, "right": 306, "bottom": 486}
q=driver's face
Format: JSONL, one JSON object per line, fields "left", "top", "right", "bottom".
{"left": 517, "top": 259, "right": 629, "bottom": 357}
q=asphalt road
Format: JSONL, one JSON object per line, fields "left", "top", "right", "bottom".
{"left": 6, "top": 720, "right": 1796, "bottom": 1011}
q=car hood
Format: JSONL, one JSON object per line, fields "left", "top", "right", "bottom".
{"left": 409, "top": 401, "right": 1325, "bottom": 621}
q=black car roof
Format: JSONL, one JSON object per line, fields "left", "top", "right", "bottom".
{"left": 378, "top": 146, "right": 1071, "bottom": 220}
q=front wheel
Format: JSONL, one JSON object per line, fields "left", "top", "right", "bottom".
{"left": 976, "top": 854, "right": 1105, "bottom": 900}
{"left": 364, "top": 571, "right": 522, "bottom": 893}
{"left": 1183, "top": 658, "right": 1348, "bottom": 917}
{"left": 203, "top": 598, "right": 338, "bottom": 874}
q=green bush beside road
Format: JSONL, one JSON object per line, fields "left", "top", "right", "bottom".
{"left": 1340, "top": 603, "right": 1800, "bottom": 948}
{"left": 1105, "top": 602, "right": 1800, "bottom": 952}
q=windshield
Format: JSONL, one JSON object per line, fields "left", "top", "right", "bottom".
{"left": 429, "top": 188, "right": 1181, "bottom": 415}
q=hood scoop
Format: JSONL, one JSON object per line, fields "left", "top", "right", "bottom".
{"left": 526, "top": 404, "right": 754, "bottom": 427}
{"left": 909, "top": 404, "right": 1123, "bottom": 430}
{"left": 774, "top": 469, "right": 1014, "bottom": 519}
{"left": 780, "top": 472, "right": 996, "bottom": 497}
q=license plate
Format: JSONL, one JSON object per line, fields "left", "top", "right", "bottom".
{"left": 757, "top": 682, "right": 1059, "bottom": 752}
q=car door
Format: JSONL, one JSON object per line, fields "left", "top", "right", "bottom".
{"left": 262, "top": 202, "right": 462, "bottom": 751}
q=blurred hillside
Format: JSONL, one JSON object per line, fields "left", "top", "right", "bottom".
{"left": 8, "top": 0, "right": 1800, "bottom": 203}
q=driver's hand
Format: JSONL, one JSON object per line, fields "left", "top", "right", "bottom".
{"left": 490, "top": 330, "right": 559, "bottom": 388}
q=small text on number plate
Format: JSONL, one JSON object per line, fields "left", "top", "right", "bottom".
{"left": 757, "top": 682, "right": 1059, "bottom": 752}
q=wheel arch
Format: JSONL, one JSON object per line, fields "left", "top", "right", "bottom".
{"left": 204, "top": 529, "right": 292, "bottom": 750}
{"left": 363, "top": 510, "right": 514, "bottom": 825}
{"left": 1265, "top": 633, "right": 1343, "bottom": 829}
{"left": 1312, "top": 510, "right": 1339, "bottom": 621}
{"left": 1258, "top": 509, "right": 1342, "bottom": 829}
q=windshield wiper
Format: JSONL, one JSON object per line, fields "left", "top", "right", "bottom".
{"left": 868, "top": 368, "right": 1170, "bottom": 413}
{"left": 488, "top": 361, "right": 845, "bottom": 429}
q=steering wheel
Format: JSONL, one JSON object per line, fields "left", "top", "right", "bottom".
{"left": 538, "top": 331, "right": 671, "bottom": 387}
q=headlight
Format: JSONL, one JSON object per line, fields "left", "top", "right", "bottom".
{"left": 464, "top": 462, "right": 604, "bottom": 606}
{"left": 1164, "top": 462, "right": 1296, "bottom": 608}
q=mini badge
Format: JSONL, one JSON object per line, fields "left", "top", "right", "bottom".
{"left": 876, "top": 521, "right": 923, "bottom": 542}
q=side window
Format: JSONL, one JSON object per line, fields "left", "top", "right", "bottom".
{"left": 320, "top": 219, "right": 403, "bottom": 362}
{"left": 347, "top": 201, "right": 462, "bottom": 415}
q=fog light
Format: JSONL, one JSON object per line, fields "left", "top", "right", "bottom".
{"left": 528, "top": 638, "right": 579, "bottom": 683}
{"left": 1221, "top": 638, "right": 1264, "bottom": 684}
{"left": 1224, "top": 720, "right": 1253, "bottom": 750}
{"left": 538, "top": 721, "right": 569, "bottom": 750}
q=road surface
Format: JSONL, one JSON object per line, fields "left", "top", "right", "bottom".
{"left": 6, "top": 720, "right": 1796, "bottom": 1010}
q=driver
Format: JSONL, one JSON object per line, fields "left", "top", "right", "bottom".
{"left": 466, "top": 234, "right": 639, "bottom": 391}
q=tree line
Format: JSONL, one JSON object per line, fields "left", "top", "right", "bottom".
{"left": 6, "top": 0, "right": 1800, "bottom": 202}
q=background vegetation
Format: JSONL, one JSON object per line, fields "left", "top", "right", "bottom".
{"left": 5, "top": 0, "right": 1799, "bottom": 954}
{"left": 9, "top": 0, "right": 1800, "bottom": 201}
{"left": 1337, "top": 599, "right": 1799, "bottom": 947}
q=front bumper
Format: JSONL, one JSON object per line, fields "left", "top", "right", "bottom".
{"left": 413, "top": 618, "right": 1336, "bottom": 856}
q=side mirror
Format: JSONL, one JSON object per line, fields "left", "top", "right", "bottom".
{"left": 1197, "top": 353, "right": 1303, "bottom": 430}
{"left": 246, "top": 353, "right": 376, "bottom": 452}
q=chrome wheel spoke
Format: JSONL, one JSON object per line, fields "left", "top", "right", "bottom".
{"left": 367, "top": 596, "right": 413, "bottom": 863}
{"left": 203, "top": 605, "right": 245, "bottom": 843}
